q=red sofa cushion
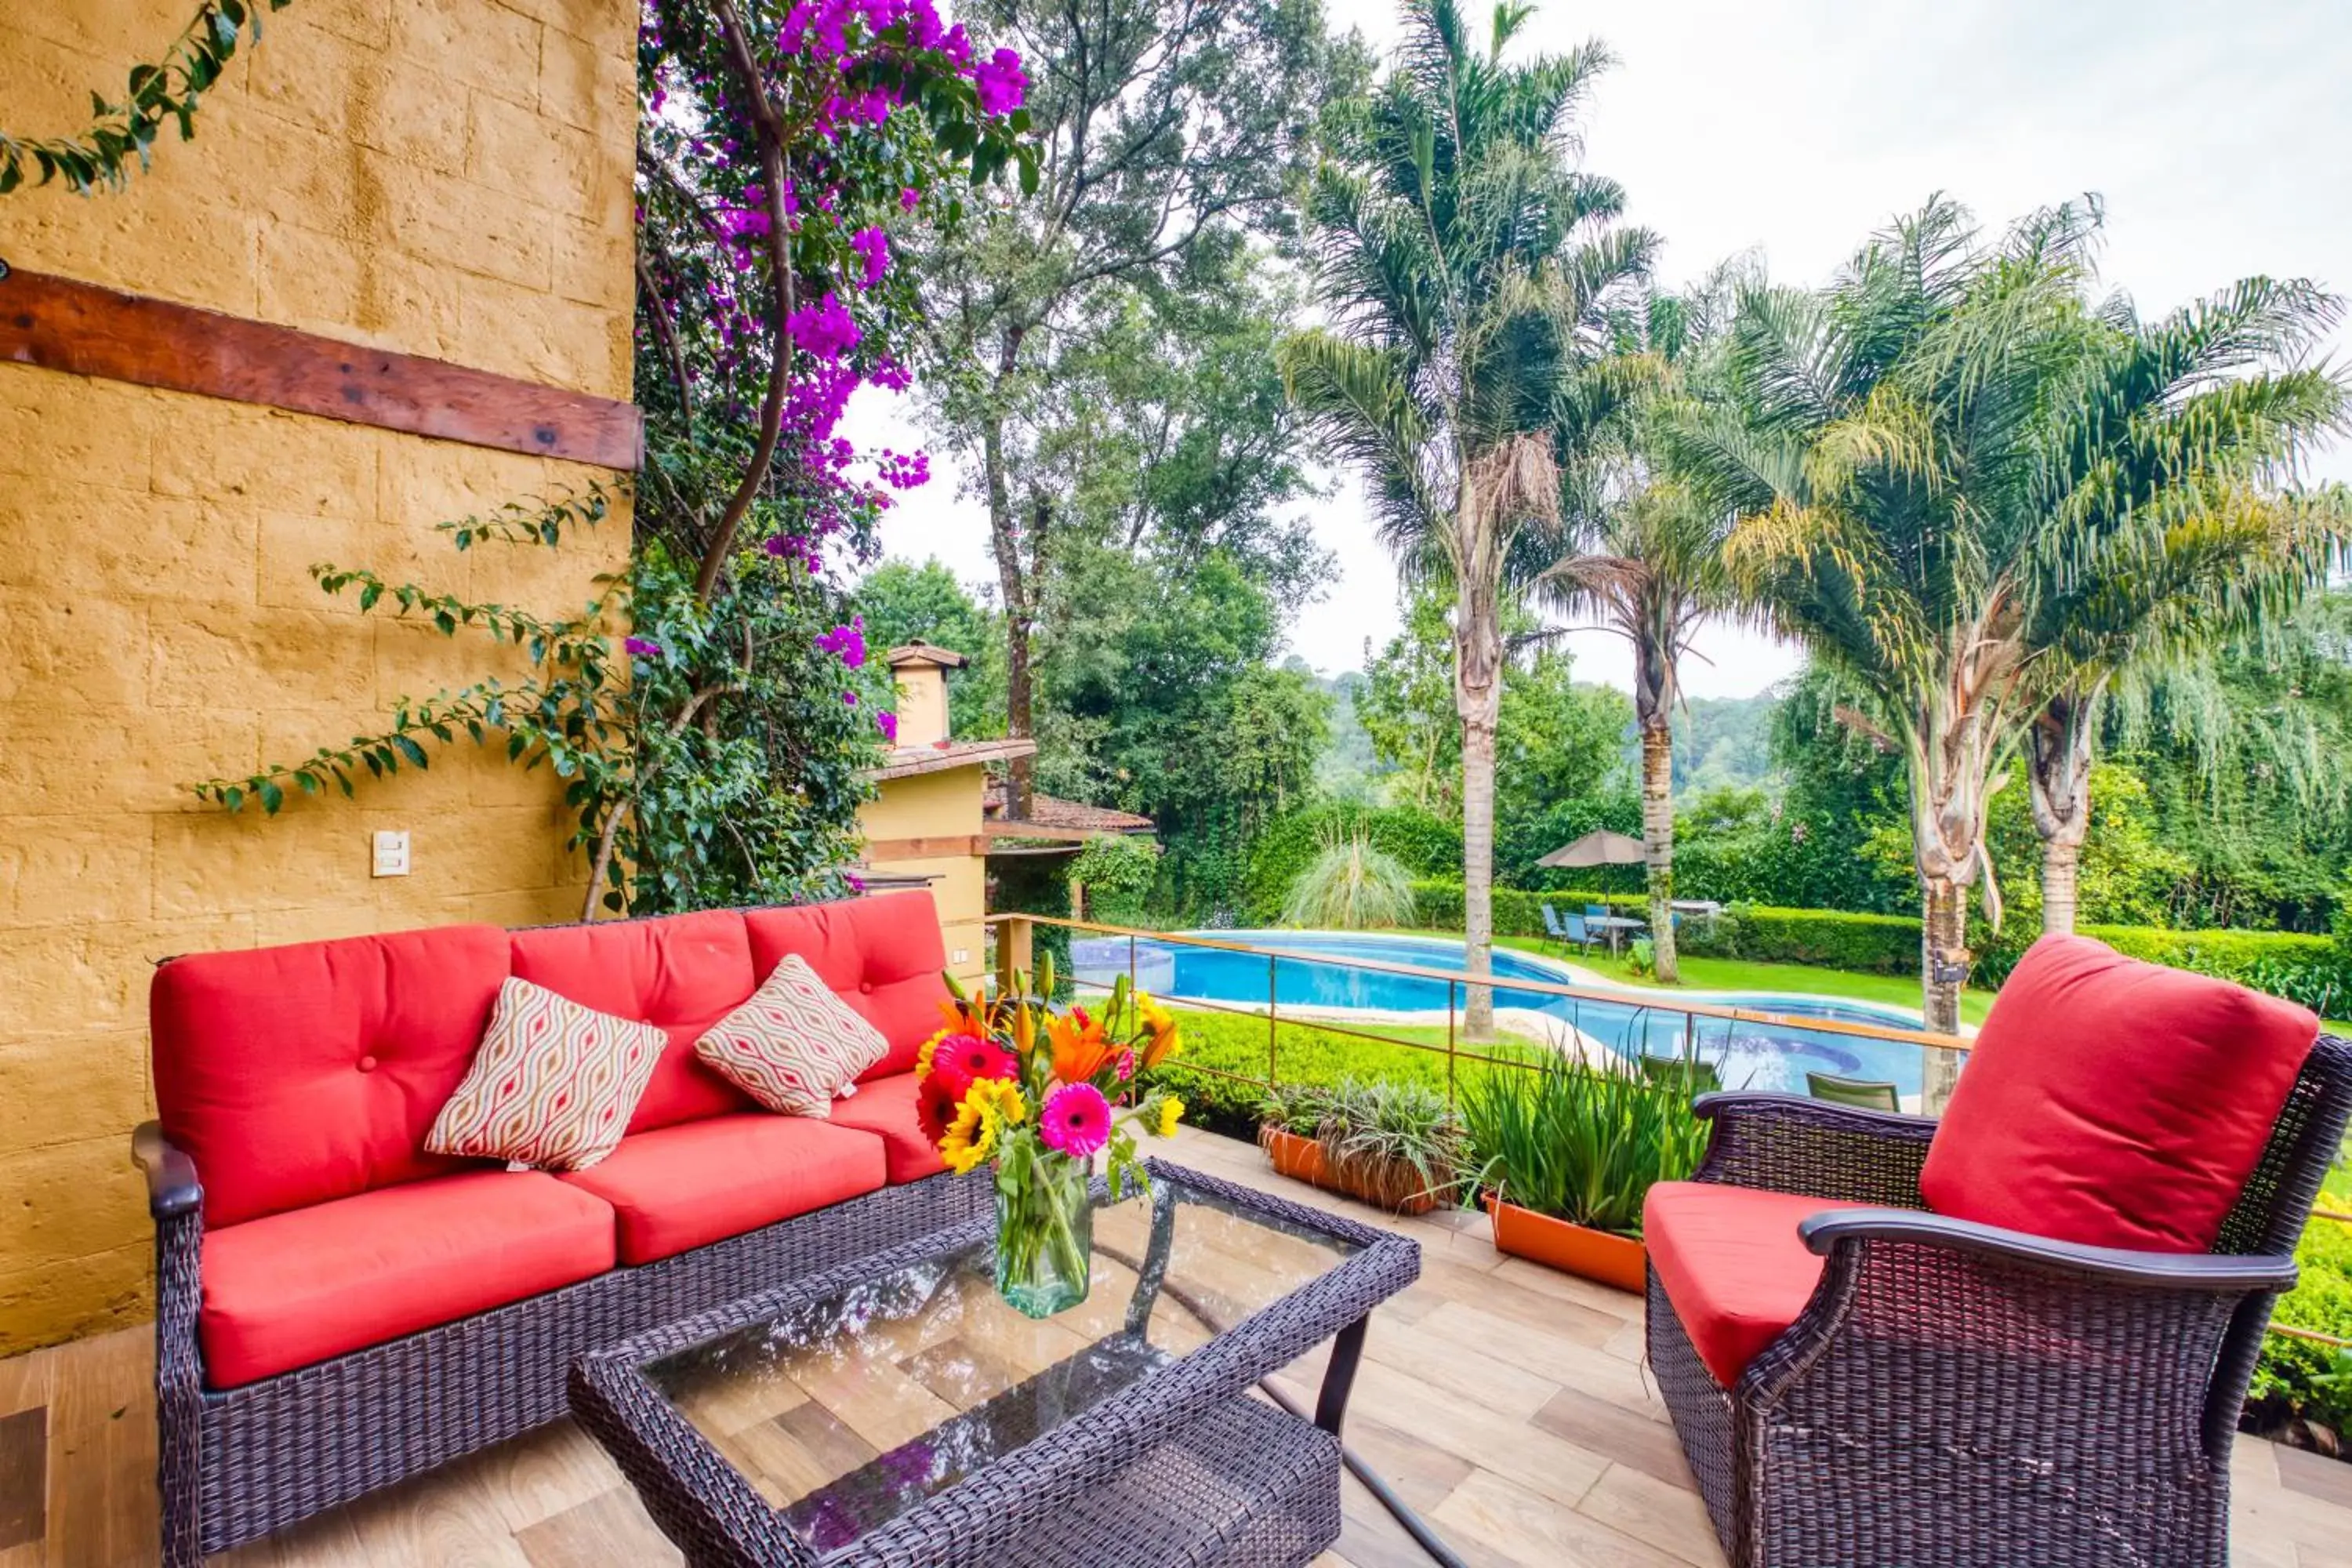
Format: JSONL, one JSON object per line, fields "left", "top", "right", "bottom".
{"left": 153, "top": 925, "right": 513, "bottom": 1229}
{"left": 199, "top": 1170, "right": 615, "bottom": 1388}
{"left": 744, "top": 891, "right": 954, "bottom": 1080}
{"left": 510, "top": 909, "right": 757, "bottom": 1134}
{"left": 1920, "top": 935, "right": 2318, "bottom": 1253}
{"left": 560, "top": 1113, "right": 887, "bottom": 1265}
{"left": 827, "top": 1072, "right": 949, "bottom": 1184}
{"left": 1644, "top": 1181, "right": 1841, "bottom": 1387}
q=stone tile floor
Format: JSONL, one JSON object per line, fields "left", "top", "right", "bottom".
{"left": 0, "top": 1123, "right": 2345, "bottom": 1566}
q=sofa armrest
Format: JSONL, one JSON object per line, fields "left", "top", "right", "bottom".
{"left": 1797, "top": 1207, "right": 2299, "bottom": 1293}
{"left": 1690, "top": 1091, "right": 1936, "bottom": 1208}
{"left": 132, "top": 1122, "right": 202, "bottom": 1221}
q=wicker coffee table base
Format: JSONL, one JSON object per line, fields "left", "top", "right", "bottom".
{"left": 968, "top": 1396, "right": 1341, "bottom": 1568}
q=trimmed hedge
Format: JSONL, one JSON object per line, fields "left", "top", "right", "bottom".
{"left": 1683, "top": 903, "right": 1922, "bottom": 975}
{"left": 1983, "top": 923, "right": 2349, "bottom": 1017}
{"left": 1157, "top": 1006, "right": 1513, "bottom": 1139}
{"left": 1406, "top": 880, "right": 1644, "bottom": 939}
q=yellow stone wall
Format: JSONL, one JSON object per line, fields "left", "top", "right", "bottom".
{"left": 0, "top": 0, "right": 637, "bottom": 1352}
{"left": 858, "top": 768, "right": 989, "bottom": 978}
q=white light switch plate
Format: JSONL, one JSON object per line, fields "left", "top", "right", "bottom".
{"left": 372, "top": 829, "right": 411, "bottom": 877}
{"left": 951, "top": 948, "right": 970, "bottom": 965}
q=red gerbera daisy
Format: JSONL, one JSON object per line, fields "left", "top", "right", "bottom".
{"left": 915, "top": 1072, "right": 963, "bottom": 1146}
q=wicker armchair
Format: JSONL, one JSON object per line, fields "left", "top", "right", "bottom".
{"left": 1648, "top": 1032, "right": 2352, "bottom": 1568}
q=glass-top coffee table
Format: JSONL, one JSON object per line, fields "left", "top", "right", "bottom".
{"left": 569, "top": 1160, "right": 1420, "bottom": 1568}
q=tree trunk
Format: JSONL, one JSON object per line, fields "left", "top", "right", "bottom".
{"left": 1455, "top": 579, "right": 1504, "bottom": 1044}
{"left": 1638, "top": 715, "right": 1679, "bottom": 984}
{"left": 982, "top": 408, "right": 1036, "bottom": 818}
{"left": 1919, "top": 877, "right": 1966, "bottom": 1109}
{"left": 1460, "top": 701, "right": 1499, "bottom": 1041}
{"left": 2027, "top": 690, "right": 2097, "bottom": 938}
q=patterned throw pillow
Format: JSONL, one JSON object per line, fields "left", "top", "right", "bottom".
{"left": 425, "top": 978, "right": 667, "bottom": 1171}
{"left": 694, "top": 954, "right": 890, "bottom": 1116}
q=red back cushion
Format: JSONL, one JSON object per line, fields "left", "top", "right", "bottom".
{"left": 510, "top": 909, "right": 757, "bottom": 1133}
{"left": 1920, "top": 935, "right": 2318, "bottom": 1252}
{"left": 152, "top": 925, "right": 512, "bottom": 1229}
{"left": 744, "top": 891, "right": 952, "bottom": 1080}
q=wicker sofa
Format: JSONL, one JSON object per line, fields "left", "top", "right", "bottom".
{"left": 131, "top": 891, "right": 990, "bottom": 1566}
{"left": 1643, "top": 935, "right": 2352, "bottom": 1568}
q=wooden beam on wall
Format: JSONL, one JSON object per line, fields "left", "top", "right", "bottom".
{"left": 0, "top": 267, "right": 642, "bottom": 470}
{"left": 864, "top": 835, "right": 988, "bottom": 861}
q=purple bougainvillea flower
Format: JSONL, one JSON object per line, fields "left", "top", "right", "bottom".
{"left": 901, "top": 185, "right": 921, "bottom": 212}
{"left": 974, "top": 47, "right": 1027, "bottom": 115}
{"left": 876, "top": 710, "right": 898, "bottom": 743}
{"left": 624, "top": 636, "right": 663, "bottom": 657}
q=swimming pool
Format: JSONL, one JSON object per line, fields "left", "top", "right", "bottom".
{"left": 1069, "top": 929, "right": 1932, "bottom": 1098}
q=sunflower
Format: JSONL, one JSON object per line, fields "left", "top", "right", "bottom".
{"left": 937, "top": 1100, "right": 996, "bottom": 1175}
{"left": 1156, "top": 1094, "right": 1185, "bottom": 1138}
{"left": 963, "top": 1075, "right": 1028, "bottom": 1129}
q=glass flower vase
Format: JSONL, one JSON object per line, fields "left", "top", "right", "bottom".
{"left": 993, "top": 1148, "right": 1094, "bottom": 1318}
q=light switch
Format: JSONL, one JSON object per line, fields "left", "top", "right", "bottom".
{"left": 951, "top": 948, "right": 970, "bottom": 965}
{"left": 372, "top": 829, "right": 411, "bottom": 877}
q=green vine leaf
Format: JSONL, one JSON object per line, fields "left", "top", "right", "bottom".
{"left": 0, "top": 1, "right": 294, "bottom": 197}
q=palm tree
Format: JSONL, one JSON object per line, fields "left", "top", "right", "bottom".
{"left": 1280, "top": 0, "right": 1655, "bottom": 1036}
{"left": 2013, "top": 289, "right": 2348, "bottom": 933}
{"left": 1666, "top": 194, "right": 2349, "bottom": 1050}
{"left": 1535, "top": 288, "right": 1738, "bottom": 984}
{"left": 1659, "top": 198, "right": 2100, "bottom": 1045}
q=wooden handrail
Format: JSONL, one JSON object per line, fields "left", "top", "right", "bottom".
{"left": 990, "top": 912, "right": 1974, "bottom": 1056}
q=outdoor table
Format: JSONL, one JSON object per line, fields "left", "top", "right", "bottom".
{"left": 570, "top": 1160, "right": 1420, "bottom": 1567}
{"left": 1587, "top": 913, "right": 1647, "bottom": 954}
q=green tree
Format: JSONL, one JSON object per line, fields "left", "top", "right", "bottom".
{"left": 2011, "top": 290, "right": 2347, "bottom": 933}
{"left": 852, "top": 558, "right": 1010, "bottom": 740}
{"left": 1357, "top": 587, "right": 1461, "bottom": 812}
{"left": 1281, "top": 0, "right": 1656, "bottom": 1033}
{"left": 1664, "top": 195, "right": 2344, "bottom": 1041}
{"left": 909, "top": 0, "right": 1357, "bottom": 812}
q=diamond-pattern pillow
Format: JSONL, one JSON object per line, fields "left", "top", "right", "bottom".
{"left": 425, "top": 978, "right": 667, "bottom": 1171}
{"left": 694, "top": 954, "right": 890, "bottom": 1116}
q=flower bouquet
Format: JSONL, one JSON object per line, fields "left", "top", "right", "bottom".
{"left": 917, "top": 956, "right": 1185, "bottom": 1317}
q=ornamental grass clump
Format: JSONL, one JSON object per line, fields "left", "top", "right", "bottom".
{"left": 1260, "top": 1077, "right": 1466, "bottom": 1209}
{"left": 1463, "top": 1049, "right": 1710, "bottom": 1237}
{"left": 1279, "top": 825, "right": 1419, "bottom": 931}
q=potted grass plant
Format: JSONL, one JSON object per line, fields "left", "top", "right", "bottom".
{"left": 1258, "top": 1077, "right": 1465, "bottom": 1215}
{"left": 1461, "top": 1051, "right": 1711, "bottom": 1289}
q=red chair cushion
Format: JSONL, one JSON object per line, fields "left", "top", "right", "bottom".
{"left": 744, "top": 891, "right": 953, "bottom": 1080}
{"left": 153, "top": 925, "right": 513, "bottom": 1229}
{"left": 198, "top": 1170, "right": 615, "bottom": 1388}
{"left": 1643, "top": 1181, "right": 1842, "bottom": 1387}
{"left": 560, "top": 1113, "right": 887, "bottom": 1265}
{"left": 510, "top": 909, "right": 758, "bottom": 1134}
{"left": 827, "top": 1072, "right": 949, "bottom": 1183}
{"left": 1920, "top": 935, "right": 2318, "bottom": 1253}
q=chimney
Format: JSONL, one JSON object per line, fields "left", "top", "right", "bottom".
{"left": 884, "top": 644, "right": 967, "bottom": 748}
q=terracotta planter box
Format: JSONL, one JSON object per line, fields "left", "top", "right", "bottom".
{"left": 1485, "top": 1194, "right": 1648, "bottom": 1291}
{"left": 1258, "top": 1126, "right": 1448, "bottom": 1216}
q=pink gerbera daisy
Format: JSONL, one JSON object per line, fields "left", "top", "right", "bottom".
{"left": 1039, "top": 1083, "right": 1112, "bottom": 1160}
{"left": 929, "top": 1033, "right": 1015, "bottom": 1099}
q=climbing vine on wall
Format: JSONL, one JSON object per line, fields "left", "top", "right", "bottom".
{"left": 0, "top": 0, "right": 292, "bottom": 197}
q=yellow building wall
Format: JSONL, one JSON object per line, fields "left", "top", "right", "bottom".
{"left": 859, "top": 768, "right": 988, "bottom": 979}
{"left": 0, "top": 0, "right": 637, "bottom": 1352}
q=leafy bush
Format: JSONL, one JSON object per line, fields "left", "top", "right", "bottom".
{"left": 1070, "top": 833, "right": 1162, "bottom": 927}
{"left": 1243, "top": 805, "right": 1461, "bottom": 923}
{"left": 1280, "top": 826, "right": 1417, "bottom": 929}
{"left": 1976, "top": 922, "right": 2350, "bottom": 1015}
{"left": 1684, "top": 903, "right": 1922, "bottom": 975}
{"left": 2249, "top": 1207, "right": 2352, "bottom": 1446}
{"left": 1460, "top": 1049, "right": 1709, "bottom": 1236}
{"left": 1407, "top": 881, "right": 1644, "bottom": 938}
{"left": 1159, "top": 1007, "right": 1476, "bottom": 1135}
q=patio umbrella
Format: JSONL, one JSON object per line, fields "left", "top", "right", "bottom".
{"left": 1536, "top": 828, "right": 1646, "bottom": 869}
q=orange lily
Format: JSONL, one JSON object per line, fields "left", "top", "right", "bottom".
{"left": 1049, "top": 1007, "right": 1113, "bottom": 1086}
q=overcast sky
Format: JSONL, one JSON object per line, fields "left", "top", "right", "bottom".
{"left": 852, "top": 0, "right": 2352, "bottom": 698}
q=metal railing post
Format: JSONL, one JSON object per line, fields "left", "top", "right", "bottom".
{"left": 1266, "top": 954, "right": 1279, "bottom": 1090}
{"left": 1446, "top": 978, "right": 1457, "bottom": 1110}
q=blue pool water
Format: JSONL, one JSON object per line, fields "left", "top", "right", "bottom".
{"left": 1072, "top": 930, "right": 1929, "bottom": 1098}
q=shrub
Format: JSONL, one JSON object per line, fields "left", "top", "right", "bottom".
{"left": 1280, "top": 826, "right": 1417, "bottom": 930}
{"left": 1407, "top": 881, "right": 1644, "bottom": 939}
{"left": 1242, "top": 805, "right": 1461, "bottom": 923}
{"left": 1159, "top": 1007, "right": 1494, "bottom": 1136}
{"left": 1977, "top": 923, "right": 2350, "bottom": 1016}
{"left": 1686, "top": 903, "right": 1922, "bottom": 975}
{"left": 1258, "top": 1077, "right": 1468, "bottom": 1207}
{"left": 2248, "top": 1207, "right": 2352, "bottom": 1445}
{"left": 1070, "top": 833, "right": 1162, "bottom": 927}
